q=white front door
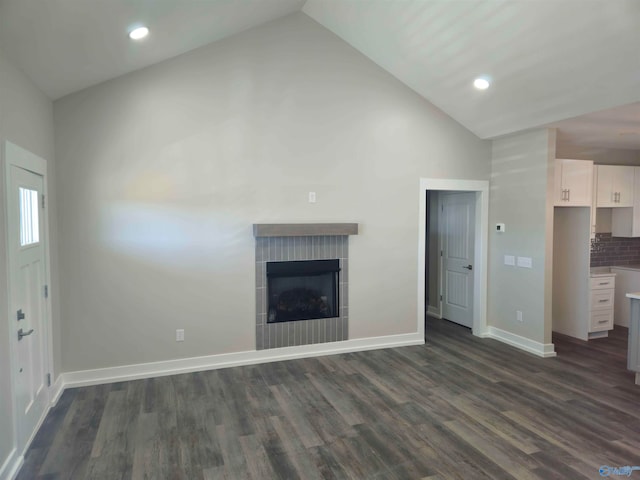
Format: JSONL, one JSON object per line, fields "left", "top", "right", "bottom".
{"left": 441, "top": 192, "right": 475, "bottom": 328}
{"left": 6, "top": 145, "right": 50, "bottom": 455}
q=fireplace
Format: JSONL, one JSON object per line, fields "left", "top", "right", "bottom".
{"left": 253, "top": 224, "right": 358, "bottom": 350}
{"left": 267, "top": 259, "right": 340, "bottom": 323}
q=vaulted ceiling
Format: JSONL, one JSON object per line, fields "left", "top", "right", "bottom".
{"left": 0, "top": 0, "right": 638, "bottom": 147}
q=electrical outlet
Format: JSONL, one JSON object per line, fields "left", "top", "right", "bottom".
{"left": 308, "top": 191, "right": 316, "bottom": 203}
{"left": 516, "top": 310, "right": 523, "bottom": 322}
{"left": 176, "top": 329, "right": 185, "bottom": 342}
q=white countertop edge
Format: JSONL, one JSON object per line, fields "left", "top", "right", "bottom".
{"left": 626, "top": 292, "right": 640, "bottom": 300}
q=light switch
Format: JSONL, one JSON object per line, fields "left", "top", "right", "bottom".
{"left": 504, "top": 255, "right": 515, "bottom": 266}
{"left": 517, "top": 256, "right": 533, "bottom": 268}
{"left": 308, "top": 192, "right": 316, "bottom": 203}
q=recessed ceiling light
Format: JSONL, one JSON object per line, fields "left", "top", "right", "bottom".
{"left": 473, "top": 77, "right": 490, "bottom": 90}
{"left": 129, "top": 26, "right": 149, "bottom": 40}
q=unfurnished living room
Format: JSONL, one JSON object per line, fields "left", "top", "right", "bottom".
{"left": 1, "top": 1, "right": 640, "bottom": 479}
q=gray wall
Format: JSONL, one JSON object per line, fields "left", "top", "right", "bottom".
{"left": 54, "top": 13, "right": 490, "bottom": 372}
{"left": 488, "top": 129, "right": 556, "bottom": 344}
{"left": 0, "top": 47, "right": 57, "bottom": 473}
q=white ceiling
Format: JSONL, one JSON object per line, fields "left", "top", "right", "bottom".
{"left": 0, "top": 0, "right": 306, "bottom": 99}
{"left": 0, "top": 0, "right": 638, "bottom": 148}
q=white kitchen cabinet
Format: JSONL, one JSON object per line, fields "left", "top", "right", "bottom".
{"left": 554, "top": 159, "right": 593, "bottom": 207}
{"left": 553, "top": 208, "right": 592, "bottom": 340}
{"left": 589, "top": 275, "right": 615, "bottom": 333}
{"left": 612, "top": 167, "right": 640, "bottom": 237}
{"left": 553, "top": 207, "right": 616, "bottom": 340}
{"left": 596, "top": 165, "right": 634, "bottom": 207}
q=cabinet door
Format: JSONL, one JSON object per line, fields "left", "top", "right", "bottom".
{"left": 555, "top": 159, "right": 593, "bottom": 206}
{"left": 612, "top": 167, "right": 640, "bottom": 237}
{"left": 615, "top": 166, "right": 634, "bottom": 207}
{"left": 596, "top": 165, "right": 616, "bottom": 207}
{"left": 597, "top": 165, "right": 635, "bottom": 207}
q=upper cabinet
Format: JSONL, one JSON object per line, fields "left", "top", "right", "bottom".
{"left": 596, "top": 165, "right": 634, "bottom": 207}
{"left": 612, "top": 167, "right": 640, "bottom": 237}
{"left": 554, "top": 159, "right": 593, "bottom": 207}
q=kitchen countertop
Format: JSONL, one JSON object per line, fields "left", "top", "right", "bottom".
{"left": 590, "top": 265, "right": 640, "bottom": 276}
{"left": 611, "top": 265, "right": 640, "bottom": 272}
{"left": 627, "top": 292, "right": 640, "bottom": 300}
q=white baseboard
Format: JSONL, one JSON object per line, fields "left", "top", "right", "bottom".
{"left": 50, "top": 374, "right": 65, "bottom": 405}
{"left": 426, "top": 305, "right": 441, "bottom": 319}
{"left": 484, "top": 326, "right": 556, "bottom": 358}
{"left": 0, "top": 448, "right": 22, "bottom": 480}
{"left": 61, "top": 332, "right": 425, "bottom": 389}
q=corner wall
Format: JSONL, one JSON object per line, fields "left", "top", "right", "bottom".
{"left": 53, "top": 12, "right": 490, "bottom": 373}
{"left": 488, "top": 129, "right": 556, "bottom": 347}
{"left": 0, "top": 48, "right": 57, "bottom": 478}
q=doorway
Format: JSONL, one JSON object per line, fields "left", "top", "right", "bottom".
{"left": 4, "top": 141, "right": 53, "bottom": 460}
{"left": 418, "top": 179, "right": 489, "bottom": 339}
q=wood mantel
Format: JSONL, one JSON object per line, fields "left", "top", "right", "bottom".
{"left": 253, "top": 223, "right": 358, "bottom": 237}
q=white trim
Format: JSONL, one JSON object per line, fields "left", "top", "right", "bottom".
{"left": 426, "top": 306, "right": 442, "bottom": 319}
{"left": 50, "top": 374, "right": 65, "bottom": 406}
{"left": 419, "top": 178, "right": 490, "bottom": 337}
{"left": 484, "top": 326, "right": 557, "bottom": 358}
{"left": 61, "top": 333, "right": 425, "bottom": 389}
{"left": 0, "top": 449, "right": 21, "bottom": 480}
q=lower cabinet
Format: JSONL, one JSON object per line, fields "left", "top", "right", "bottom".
{"left": 589, "top": 276, "right": 615, "bottom": 333}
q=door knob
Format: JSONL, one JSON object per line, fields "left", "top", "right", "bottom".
{"left": 462, "top": 265, "right": 473, "bottom": 270}
{"left": 18, "top": 328, "right": 34, "bottom": 341}
{"left": 17, "top": 309, "right": 25, "bottom": 321}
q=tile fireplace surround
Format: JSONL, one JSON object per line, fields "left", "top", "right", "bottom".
{"left": 253, "top": 223, "right": 358, "bottom": 350}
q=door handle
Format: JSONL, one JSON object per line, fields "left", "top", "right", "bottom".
{"left": 462, "top": 265, "right": 473, "bottom": 270}
{"left": 17, "top": 309, "right": 25, "bottom": 321}
{"left": 18, "top": 328, "right": 34, "bottom": 341}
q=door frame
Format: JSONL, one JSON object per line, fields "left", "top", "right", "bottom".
{"left": 3, "top": 141, "right": 54, "bottom": 463}
{"left": 418, "top": 178, "right": 489, "bottom": 337}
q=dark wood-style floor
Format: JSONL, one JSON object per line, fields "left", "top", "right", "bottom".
{"left": 18, "top": 319, "right": 640, "bottom": 479}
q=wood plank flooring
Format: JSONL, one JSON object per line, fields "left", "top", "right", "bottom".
{"left": 18, "top": 318, "right": 640, "bottom": 479}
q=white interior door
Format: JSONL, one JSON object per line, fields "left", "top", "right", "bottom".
{"left": 441, "top": 192, "right": 475, "bottom": 328}
{"left": 6, "top": 150, "right": 50, "bottom": 455}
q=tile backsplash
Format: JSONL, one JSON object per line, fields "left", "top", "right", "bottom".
{"left": 590, "top": 233, "right": 640, "bottom": 267}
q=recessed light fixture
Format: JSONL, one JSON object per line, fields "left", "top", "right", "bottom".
{"left": 129, "top": 26, "right": 149, "bottom": 40}
{"left": 473, "top": 77, "right": 490, "bottom": 90}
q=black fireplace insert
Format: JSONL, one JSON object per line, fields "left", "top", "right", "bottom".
{"left": 266, "top": 259, "right": 340, "bottom": 323}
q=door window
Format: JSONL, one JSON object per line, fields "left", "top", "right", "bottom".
{"left": 19, "top": 187, "right": 40, "bottom": 246}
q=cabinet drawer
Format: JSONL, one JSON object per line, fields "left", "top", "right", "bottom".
{"left": 590, "top": 276, "right": 615, "bottom": 290}
{"left": 591, "top": 289, "right": 614, "bottom": 310}
{"left": 590, "top": 309, "right": 613, "bottom": 332}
